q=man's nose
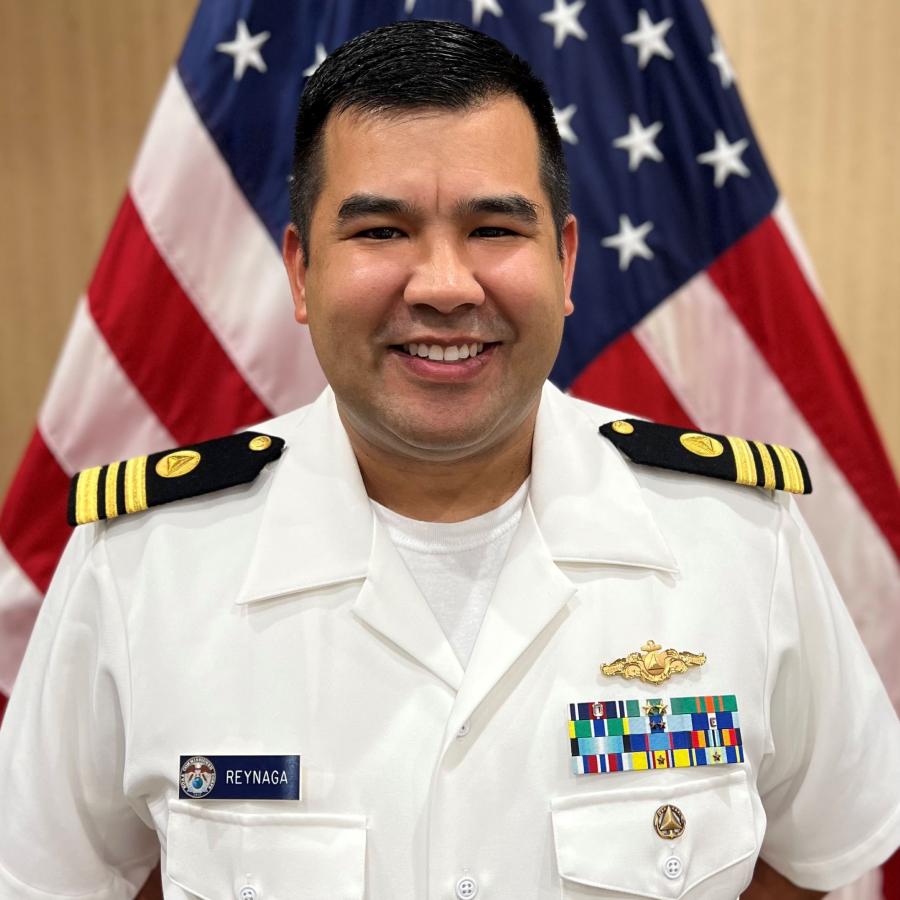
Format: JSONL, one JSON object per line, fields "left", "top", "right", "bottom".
{"left": 403, "top": 237, "right": 485, "bottom": 313}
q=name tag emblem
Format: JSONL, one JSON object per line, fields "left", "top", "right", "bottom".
{"left": 178, "top": 755, "right": 301, "bottom": 800}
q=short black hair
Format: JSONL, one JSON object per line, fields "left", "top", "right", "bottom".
{"left": 289, "top": 19, "right": 570, "bottom": 260}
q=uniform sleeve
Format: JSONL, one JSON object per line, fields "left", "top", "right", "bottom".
{"left": 0, "top": 526, "right": 158, "bottom": 899}
{"left": 757, "top": 497, "right": 900, "bottom": 890}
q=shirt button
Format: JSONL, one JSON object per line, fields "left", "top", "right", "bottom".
{"left": 456, "top": 721, "right": 471, "bottom": 738}
{"left": 663, "top": 856, "right": 683, "bottom": 880}
{"left": 455, "top": 875, "right": 478, "bottom": 898}
{"left": 238, "top": 887, "right": 258, "bottom": 900}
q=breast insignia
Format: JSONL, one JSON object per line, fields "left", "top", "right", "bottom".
{"left": 67, "top": 431, "right": 285, "bottom": 526}
{"left": 600, "top": 419, "right": 812, "bottom": 494}
{"left": 654, "top": 804, "right": 686, "bottom": 839}
{"left": 601, "top": 640, "right": 706, "bottom": 685}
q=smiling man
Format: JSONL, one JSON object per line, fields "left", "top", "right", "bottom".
{"left": 0, "top": 20, "right": 898, "bottom": 900}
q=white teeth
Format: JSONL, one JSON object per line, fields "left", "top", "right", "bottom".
{"left": 404, "top": 342, "right": 488, "bottom": 361}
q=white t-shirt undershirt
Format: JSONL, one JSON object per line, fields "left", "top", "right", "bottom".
{"left": 371, "top": 479, "right": 530, "bottom": 668}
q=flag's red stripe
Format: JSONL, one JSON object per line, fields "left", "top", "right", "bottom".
{"left": 0, "top": 692, "right": 6, "bottom": 725}
{"left": 569, "top": 331, "right": 694, "bottom": 428}
{"left": 88, "top": 194, "right": 272, "bottom": 443}
{"left": 708, "top": 217, "right": 900, "bottom": 558}
{"left": 883, "top": 849, "right": 900, "bottom": 899}
{"left": 0, "top": 431, "right": 72, "bottom": 595}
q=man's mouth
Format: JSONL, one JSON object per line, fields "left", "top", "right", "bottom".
{"left": 394, "top": 342, "right": 493, "bottom": 361}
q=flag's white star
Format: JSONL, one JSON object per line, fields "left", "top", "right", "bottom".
{"left": 602, "top": 215, "right": 655, "bottom": 271}
{"left": 622, "top": 9, "right": 674, "bottom": 69}
{"left": 540, "top": 0, "right": 588, "bottom": 50}
{"left": 216, "top": 19, "right": 271, "bottom": 81}
{"left": 405, "top": 0, "right": 417, "bottom": 13}
{"left": 612, "top": 114, "right": 664, "bottom": 171}
{"left": 708, "top": 34, "right": 735, "bottom": 88}
{"left": 470, "top": 0, "right": 503, "bottom": 26}
{"left": 697, "top": 129, "right": 750, "bottom": 187}
{"left": 553, "top": 103, "right": 578, "bottom": 145}
{"left": 303, "top": 43, "right": 328, "bottom": 78}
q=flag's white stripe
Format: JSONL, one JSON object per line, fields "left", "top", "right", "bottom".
{"left": 828, "top": 867, "right": 882, "bottom": 900}
{"left": 130, "top": 70, "right": 326, "bottom": 416}
{"left": 37, "top": 299, "right": 174, "bottom": 474}
{"left": 634, "top": 272, "right": 900, "bottom": 706}
{"left": 0, "top": 539, "right": 42, "bottom": 695}
{"left": 773, "top": 199, "right": 824, "bottom": 301}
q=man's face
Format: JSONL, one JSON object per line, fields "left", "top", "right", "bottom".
{"left": 283, "top": 95, "right": 577, "bottom": 462}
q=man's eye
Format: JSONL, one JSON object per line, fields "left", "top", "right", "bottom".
{"left": 356, "top": 227, "right": 404, "bottom": 240}
{"left": 471, "top": 226, "right": 517, "bottom": 238}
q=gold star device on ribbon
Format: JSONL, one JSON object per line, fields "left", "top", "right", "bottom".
{"left": 601, "top": 640, "right": 706, "bottom": 685}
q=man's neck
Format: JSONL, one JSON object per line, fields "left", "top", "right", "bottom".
{"left": 341, "top": 410, "right": 536, "bottom": 524}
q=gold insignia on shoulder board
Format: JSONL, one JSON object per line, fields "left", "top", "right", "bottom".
{"left": 155, "top": 450, "right": 201, "bottom": 478}
{"left": 611, "top": 420, "right": 635, "bottom": 435}
{"left": 249, "top": 435, "right": 272, "bottom": 451}
{"left": 601, "top": 639, "right": 706, "bottom": 685}
{"left": 679, "top": 433, "right": 724, "bottom": 458}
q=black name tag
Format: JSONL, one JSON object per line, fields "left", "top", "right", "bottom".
{"left": 179, "top": 754, "right": 301, "bottom": 800}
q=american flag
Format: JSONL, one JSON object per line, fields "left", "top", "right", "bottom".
{"left": 0, "top": 1, "right": 897, "bottom": 894}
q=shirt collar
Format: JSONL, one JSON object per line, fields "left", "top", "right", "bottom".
{"left": 237, "top": 383, "right": 677, "bottom": 605}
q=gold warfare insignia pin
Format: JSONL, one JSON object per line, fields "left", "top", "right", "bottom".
{"left": 654, "top": 804, "right": 685, "bottom": 839}
{"left": 679, "top": 432, "right": 724, "bottom": 458}
{"left": 601, "top": 640, "right": 706, "bottom": 685}
{"left": 155, "top": 450, "right": 202, "bottom": 479}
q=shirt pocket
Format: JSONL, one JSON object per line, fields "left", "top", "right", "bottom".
{"left": 165, "top": 798, "right": 367, "bottom": 900}
{"left": 551, "top": 768, "right": 757, "bottom": 899}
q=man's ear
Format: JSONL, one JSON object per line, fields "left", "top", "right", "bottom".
{"left": 561, "top": 214, "right": 578, "bottom": 316}
{"left": 282, "top": 224, "right": 309, "bottom": 324}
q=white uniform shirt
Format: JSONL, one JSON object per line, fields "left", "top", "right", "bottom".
{"left": 0, "top": 383, "right": 898, "bottom": 900}
{"left": 372, "top": 479, "right": 528, "bottom": 667}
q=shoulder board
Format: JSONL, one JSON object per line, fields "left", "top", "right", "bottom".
{"left": 67, "top": 431, "right": 285, "bottom": 526}
{"left": 599, "top": 419, "right": 811, "bottom": 495}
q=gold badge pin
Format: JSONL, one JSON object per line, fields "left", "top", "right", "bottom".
{"left": 155, "top": 450, "right": 201, "bottom": 479}
{"left": 654, "top": 804, "right": 685, "bottom": 840}
{"left": 249, "top": 435, "right": 272, "bottom": 451}
{"left": 611, "top": 420, "right": 635, "bottom": 435}
{"left": 601, "top": 640, "right": 706, "bottom": 685}
{"left": 680, "top": 432, "right": 724, "bottom": 458}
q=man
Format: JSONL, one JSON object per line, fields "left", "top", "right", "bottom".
{"left": 0, "top": 20, "right": 897, "bottom": 900}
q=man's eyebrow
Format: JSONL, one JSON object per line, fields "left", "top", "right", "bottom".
{"left": 335, "top": 194, "right": 419, "bottom": 224}
{"left": 456, "top": 194, "right": 541, "bottom": 224}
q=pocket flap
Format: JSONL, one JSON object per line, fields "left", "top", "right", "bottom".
{"left": 552, "top": 770, "right": 756, "bottom": 899}
{"left": 166, "top": 799, "right": 366, "bottom": 900}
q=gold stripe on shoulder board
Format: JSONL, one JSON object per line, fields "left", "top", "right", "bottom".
{"left": 75, "top": 465, "right": 103, "bottom": 525}
{"left": 770, "top": 443, "right": 805, "bottom": 494}
{"left": 123, "top": 456, "right": 149, "bottom": 514}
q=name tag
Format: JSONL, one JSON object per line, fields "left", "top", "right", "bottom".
{"left": 179, "top": 754, "right": 301, "bottom": 800}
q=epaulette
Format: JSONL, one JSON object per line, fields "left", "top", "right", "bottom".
{"left": 599, "top": 419, "right": 811, "bottom": 494}
{"left": 67, "top": 431, "right": 285, "bottom": 526}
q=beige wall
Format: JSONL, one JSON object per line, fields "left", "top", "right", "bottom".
{"left": 1, "top": 0, "right": 898, "bottom": 497}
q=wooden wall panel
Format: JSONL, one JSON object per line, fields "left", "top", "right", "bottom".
{"left": 0, "top": 0, "right": 195, "bottom": 495}
{"left": 1, "top": 1, "right": 898, "bottom": 500}
{"left": 707, "top": 0, "right": 900, "bottom": 472}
